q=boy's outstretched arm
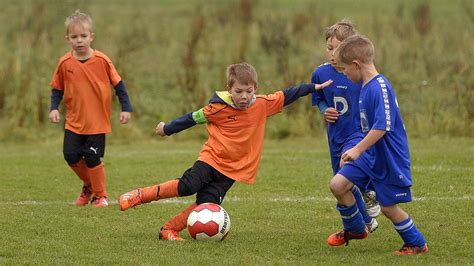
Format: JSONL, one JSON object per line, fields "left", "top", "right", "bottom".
{"left": 156, "top": 108, "right": 207, "bottom": 136}
{"left": 283, "top": 80, "right": 332, "bottom": 107}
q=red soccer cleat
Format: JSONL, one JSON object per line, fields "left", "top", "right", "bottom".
{"left": 327, "top": 227, "right": 368, "bottom": 246}
{"left": 75, "top": 185, "right": 92, "bottom": 206}
{"left": 91, "top": 196, "right": 109, "bottom": 208}
{"left": 394, "top": 244, "right": 428, "bottom": 255}
{"left": 119, "top": 189, "right": 144, "bottom": 211}
{"left": 159, "top": 227, "right": 184, "bottom": 241}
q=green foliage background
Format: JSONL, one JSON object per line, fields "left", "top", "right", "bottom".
{"left": 0, "top": 0, "right": 472, "bottom": 142}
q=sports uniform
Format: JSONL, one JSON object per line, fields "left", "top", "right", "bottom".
{"left": 337, "top": 74, "right": 426, "bottom": 249}
{"left": 340, "top": 75, "right": 412, "bottom": 206}
{"left": 311, "top": 63, "right": 364, "bottom": 174}
{"left": 119, "top": 83, "right": 320, "bottom": 239}
{"left": 312, "top": 64, "right": 379, "bottom": 226}
{"left": 50, "top": 49, "right": 132, "bottom": 204}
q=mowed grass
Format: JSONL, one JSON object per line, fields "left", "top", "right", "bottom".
{"left": 0, "top": 137, "right": 472, "bottom": 264}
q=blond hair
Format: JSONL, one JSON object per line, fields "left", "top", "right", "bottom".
{"left": 325, "top": 19, "right": 357, "bottom": 41}
{"left": 65, "top": 10, "right": 92, "bottom": 33}
{"left": 226, "top": 63, "right": 258, "bottom": 88}
{"left": 334, "top": 35, "right": 375, "bottom": 65}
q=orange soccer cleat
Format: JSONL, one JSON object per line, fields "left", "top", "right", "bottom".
{"left": 394, "top": 244, "right": 428, "bottom": 255}
{"left": 327, "top": 227, "right": 368, "bottom": 246}
{"left": 75, "top": 185, "right": 92, "bottom": 206}
{"left": 159, "top": 227, "right": 184, "bottom": 241}
{"left": 119, "top": 189, "right": 145, "bottom": 211}
{"left": 91, "top": 196, "right": 109, "bottom": 208}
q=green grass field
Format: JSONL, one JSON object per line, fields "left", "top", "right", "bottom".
{"left": 0, "top": 137, "right": 472, "bottom": 264}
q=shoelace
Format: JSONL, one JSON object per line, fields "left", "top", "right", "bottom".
{"left": 334, "top": 230, "right": 350, "bottom": 246}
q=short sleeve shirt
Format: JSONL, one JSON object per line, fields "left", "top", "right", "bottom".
{"left": 198, "top": 91, "right": 285, "bottom": 184}
{"left": 358, "top": 74, "right": 411, "bottom": 186}
{"left": 50, "top": 50, "right": 121, "bottom": 134}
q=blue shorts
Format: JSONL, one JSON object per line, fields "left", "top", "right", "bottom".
{"left": 330, "top": 137, "right": 363, "bottom": 175}
{"left": 338, "top": 163, "right": 412, "bottom": 206}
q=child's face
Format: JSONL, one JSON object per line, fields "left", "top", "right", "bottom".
{"left": 326, "top": 37, "right": 342, "bottom": 68}
{"left": 66, "top": 23, "right": 94, "bottom": 56}
{"left": 228, "top": 80, "right": 256, "bottom": 109}
{"left": 338, "top": 61, "right": 362, "bottom": 83}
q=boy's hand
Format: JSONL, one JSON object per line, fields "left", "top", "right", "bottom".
{"left": 314, "top": 80, "right": 333, "bottom": 90}
{"left": 120, "top": 112, "right": 131, "bottom": 124}
{"left": 155, "top": 122, "right": 166, "bottom": 136}
{"left": 341, "top": 147, "right": 361, "bottom": 162}
{"left": 324, "top": 107, "right": 339, "bottom": 123}
{"left": 49, "top": 110, "right": 60, "bottom": 123}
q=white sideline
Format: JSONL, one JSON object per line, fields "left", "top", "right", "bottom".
{"left": 1, "top": 195, "right": 472, "bottom": 206}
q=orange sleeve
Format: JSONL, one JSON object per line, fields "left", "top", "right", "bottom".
{"left": 203, "top": 103, "right": 227, "bottom": 123}
{"left": 49, "top": 60, "right": 65, "bottom": 90}
{"left": 107, "top": 60, "right": 121, "bottom": 86}
{"left": 95, "top": 51, "right": 121, "bottom": 86}
{"left": 261, "top": 91, "right": 285, "bottom": 117}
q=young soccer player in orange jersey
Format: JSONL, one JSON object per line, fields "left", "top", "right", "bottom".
{"left": 49, "top": 10, "right": 132, "bottom": 208}
{"left": 119, "top": 63, "right": 332, "bottom": 240}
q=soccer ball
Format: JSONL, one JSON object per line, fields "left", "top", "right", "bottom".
{"left": 187, "top": 203, "right": 230, "bottom": 241}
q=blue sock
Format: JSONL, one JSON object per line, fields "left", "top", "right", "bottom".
{"left": 394, "top": 217, "right": 426, "bottom": 247}
{"left": 351, "top": 186, "right": 372, "bottom": 224}
{"left": 337, "top": 203, "right": 366, "bottom": 234}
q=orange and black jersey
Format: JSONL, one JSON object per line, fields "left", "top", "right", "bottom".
{"left": 163, "top": 83, "right": 316, "bottom": 184}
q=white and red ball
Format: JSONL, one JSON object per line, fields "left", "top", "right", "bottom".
{"left": 187, "top": 203, "right": 230, "bottom": 241}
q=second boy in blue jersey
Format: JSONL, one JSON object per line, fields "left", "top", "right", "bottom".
{"left": 327, "top": 35, "right": 428, "bottom": 255}
{"left": 311, "top": 20, "right": 380, "bottom": 231}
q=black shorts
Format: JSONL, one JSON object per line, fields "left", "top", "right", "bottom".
{"left": 179, "top": 160, "right": 235, "bottom": 205}
{"left": 63, "top": 129, "right": 106, "bottom": 167}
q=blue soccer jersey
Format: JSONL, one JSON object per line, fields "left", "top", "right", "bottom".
{"left": 311, "top": 63, "right": 365, "bottom": 171}
{"left": 359, "top": 74, "right": 411, "bottom": 187}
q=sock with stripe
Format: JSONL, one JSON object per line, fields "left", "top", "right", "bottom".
{"left": 337, "top": 203, "right": 366, "bottom": 234}
{"left": 394, "top": 216, "right": 426, "bottom": 247}
{"left": 351, "top": 185, "right": 372, "bottom": 224}
{"left": 140, "top": 179, "right": 180, "bottom": 203}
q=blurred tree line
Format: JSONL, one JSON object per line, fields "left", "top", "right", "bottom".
{"left": 0, "top": 0, "right": 472, "bottom": 142}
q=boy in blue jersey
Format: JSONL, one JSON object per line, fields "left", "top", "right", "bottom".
{"left": 327, "top": 35, "right": 428, "bottom": 255}
{"left": 311, "top": 19, "right": 380, "bottom": 232}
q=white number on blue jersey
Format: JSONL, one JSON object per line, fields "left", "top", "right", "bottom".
{"left": 333, "top": 96, "right": 349, "bottom": 115}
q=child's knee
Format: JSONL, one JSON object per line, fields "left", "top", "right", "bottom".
{"left": 329, "top": 174, "right": 352, "bottom": 195}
